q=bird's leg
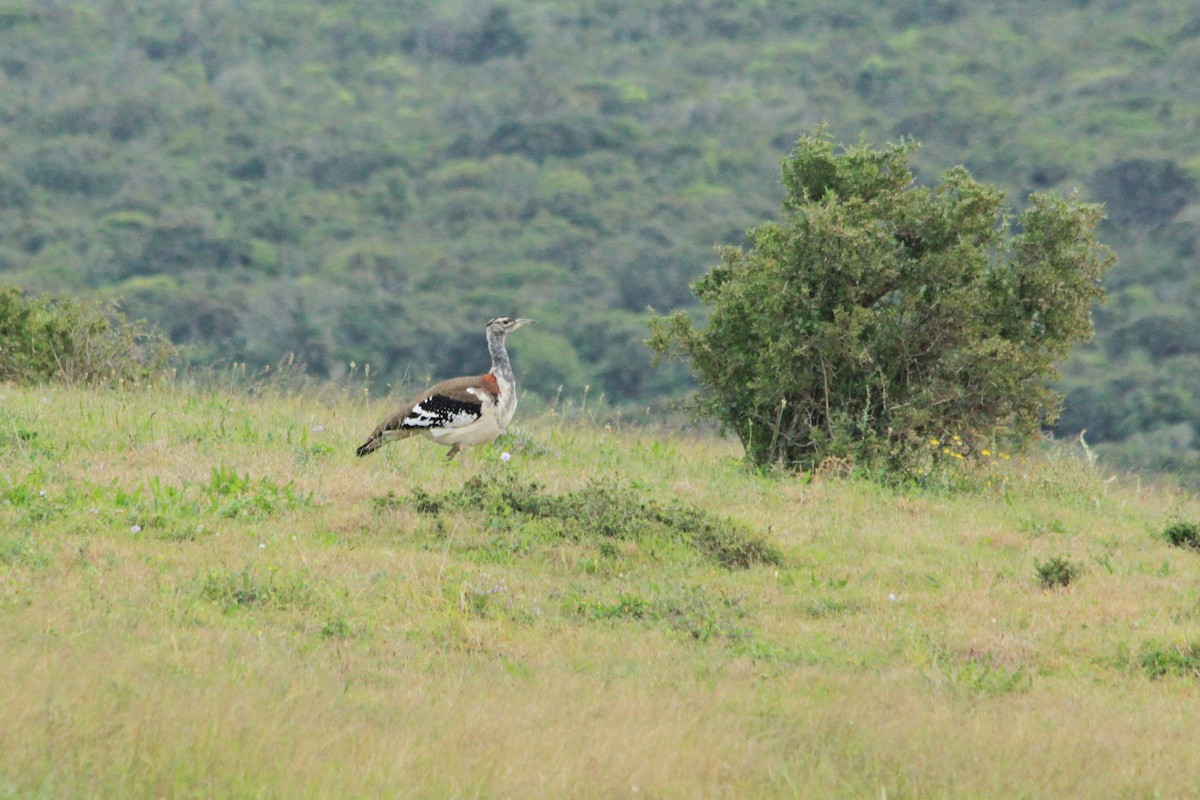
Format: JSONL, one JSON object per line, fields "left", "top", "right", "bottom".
{"left": 445, "top": 444, "right": 462, "bottom": 461}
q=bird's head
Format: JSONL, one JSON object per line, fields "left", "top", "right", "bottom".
{"left": 487, "top": 316, "right": 536, "bottom": 336}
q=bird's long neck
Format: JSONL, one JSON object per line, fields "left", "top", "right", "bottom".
{"left": 488, "top": 330, "right": 514, "bottom": 385}
{"left": 487, "top": 330, "right": 518, "bottom": 427}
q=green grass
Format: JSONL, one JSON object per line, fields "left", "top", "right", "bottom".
{"left": 3, "top": 380, "right": 1200, "bottom": 798}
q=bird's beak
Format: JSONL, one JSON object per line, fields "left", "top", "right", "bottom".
{"left": 515, "top": 318, "right": 536, "bottom": 329}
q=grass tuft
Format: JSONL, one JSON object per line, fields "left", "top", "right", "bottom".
{"left": 198, "top": 567, "right": 318, "bottom": 612}
{"left": 1140, "top": 642, "right": 1200, "bottom": 678}
{"left": 568, "top": 583, "right": 749, "bottom": 642}
{"left": 1161, "top": 520, "right": 1200, "bottom": 551}
{"left": 1035, "top": 555, "right": 1081, "bottom": 589}
{"left": 0, "top": 532, "right": 48, "bottom": 568}
{"left": 204, "top": 465, "right": 312, "bottom": 519}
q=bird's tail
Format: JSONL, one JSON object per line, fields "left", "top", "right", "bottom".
{"left": 355, "top": 421, "right": 414, "bottom": 457}
{"left": 355, "top": 435, "right": 383, "bottom": 457}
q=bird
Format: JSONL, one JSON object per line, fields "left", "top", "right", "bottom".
{"left": 354, "top": 316, "right": 535, "bottom": 460}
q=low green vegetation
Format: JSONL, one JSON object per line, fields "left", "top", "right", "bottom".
{"left": 398, "top": 469, "right": 782, "bottom": 569}
{"left": 1161, "top": 519, "right": 1200, "bottom": 551}
{"left": 1139, "top": 642, "right": 1200, "bottom": 679}
{"left": 1035, "top": 554, "right": 1082, "bottom": 589}
{"left": 3, "top": 379, "right": 1200, "bottom": 798}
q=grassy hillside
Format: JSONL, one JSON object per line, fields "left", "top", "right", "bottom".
{"left": 4, "top": 379, "right": 1200, "bottom": 798}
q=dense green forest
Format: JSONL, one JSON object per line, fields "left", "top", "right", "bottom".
{"left": 1, "top": 0, "right": 1198, "bottom": 475}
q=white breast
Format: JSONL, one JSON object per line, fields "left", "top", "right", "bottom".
{"left": 493, "top": 373, "right": 518, "bottom": 429}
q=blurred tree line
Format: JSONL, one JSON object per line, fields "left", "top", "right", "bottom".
{"left": 1, "top": 0, "right": 1199, "bottom": 476}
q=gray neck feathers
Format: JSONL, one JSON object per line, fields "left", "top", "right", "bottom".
{"left": 487, "top": 328, "right": 518, "bottom": 428}
{"left": 488, "top": 329, "right": 513, "bottom": 385}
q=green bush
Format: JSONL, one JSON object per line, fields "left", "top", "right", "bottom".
{"left": 1035, "top": 555, "right": 1081, "bottom": 589}
{"left": 1161, "top": 520, "right": 1200, "bottom": 551}
{"left": 650, "top": 130, "right": 1115, "bottom": 474}
{"left": 0, "top": 286, "right": 174, "bottom": 385}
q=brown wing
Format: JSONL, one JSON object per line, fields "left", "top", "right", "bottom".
{"left": 355, "top": 374, "right": 494, "bottom": 456}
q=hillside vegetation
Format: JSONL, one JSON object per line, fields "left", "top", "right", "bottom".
{"left": 4, "top": 379, "right": 1200, "bottom": 797}
{"left": 2, "top": 0, "right": 1200, "bottom": 478}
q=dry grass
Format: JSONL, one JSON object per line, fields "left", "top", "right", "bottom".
{"left": 3, "top": 380, "right": 1200, "bottom": 798}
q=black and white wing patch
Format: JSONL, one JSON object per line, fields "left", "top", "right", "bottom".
{"left": 402, "top": 392, "right": 483, "bottom": 431}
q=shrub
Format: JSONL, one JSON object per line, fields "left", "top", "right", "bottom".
{"left": 1161, "top": 520, "right": 1200, "bottom": 551}
{"left": 650, "top": 130, "right": 1115, "bottom": 474}
{"left": 1035, "top": 555, "right": 1081, "bottom": 589}
{"left": 0, "top": 285, "right": 174, "bottom": 385}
